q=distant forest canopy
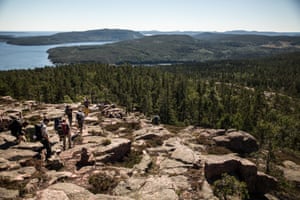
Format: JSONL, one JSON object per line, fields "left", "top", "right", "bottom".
{"left": 0, "top": 52, "right": 299, "bottom": 150}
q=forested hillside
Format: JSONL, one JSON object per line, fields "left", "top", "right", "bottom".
{"left": 47, "top": 34, "right": 300, "bottom": 64}
{"left": 0, "top": 52, "right": 299, "bottom": 151}
{"left": 6, "top": 29, "right": 143, "bottom": 45}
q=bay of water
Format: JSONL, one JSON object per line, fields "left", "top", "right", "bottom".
{"left": 0, "top": 41, "right": 113, "bottom": 70}
{"left": 0, "top": 32, "right": 114, "bottom": 70}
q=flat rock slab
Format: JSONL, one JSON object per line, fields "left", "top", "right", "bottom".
{"left": 171, "top": 144, "right": 200, "bottom": 165}
{"left": 0, "top": 187, "right": 19, "bottom": 199}
{"left": 12, "top": 142, "right": 43, "bottom": 151}
{"left": 279, "top": 160, "right": 300, "bottom": 184}
{"left": 37, "top": 182, "right": 95, "bottom": 200}
{"left": 0, "top": 148, "right": 38, "bottom": 161}
{"left": 114, "top": 175, "right": 179, "bottom": 200}
{"left": 0, "top": 166, "right": 36, "bottom": 182}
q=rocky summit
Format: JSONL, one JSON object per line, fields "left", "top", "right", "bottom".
{"left": 0, "top": 96, "right": 280, "bottom": 200}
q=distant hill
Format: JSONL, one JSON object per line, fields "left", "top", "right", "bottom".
{"left": 224, "top": 30, "right": 300, "bottom": 36}
{"left": 140, "top": 31, "right": 201, "bottom": 36}
{"left": 47, "top": 34, "right": 300, "bottom": 64}
{"left": 6, "top": 29, "right": 144, "bottom": 45}
{"left": 141, "top": 30, "right": 300, "bottom": 37}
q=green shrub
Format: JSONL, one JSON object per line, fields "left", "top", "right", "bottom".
{"left": 213, "top": 173, "right": 249, "bottom": 200}
{"left": 102, "top": 138, "right": 111, "bottom": 146}
{"left": 112, "top": 150, "right": 143, "bottom": 168}
{"left": 88, "top": 173, "right": 118, "bottom": 194}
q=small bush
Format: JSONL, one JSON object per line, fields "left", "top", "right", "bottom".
{"left": 102, "top": 138, "right": 111, "bottom": 146}
{"left": 88, "top": 173, "right": 118, "bottom": 194}
{"left": 114, "top": 150, "right": 143, "bottom": 168}
{"left": 145, "top": 137, "right": 164, "bottom": 147}
{"left": 213, "top": 173, "right": 249, "bottom": 200}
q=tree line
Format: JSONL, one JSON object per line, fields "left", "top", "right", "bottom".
{"left": 0, "top": 52, "right": 299, "bottom": 150}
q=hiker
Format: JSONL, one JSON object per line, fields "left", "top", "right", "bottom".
{"left": 40, "top": 118, "right": 52, "bottom": 160}
{"left": 61, "top": 118, "right": 72, "bottom": 150}
{"left": 9, "top": 112, "right": 28, "bottom": 144}
{"left": 76, "top": 147, "right": 95, "bottom": 170}
{"left": 65, "top": 105, "right": 73, "bottom": 127}
{"left": 54, "top": 118, "right": 64, "bottom": 141}
{"left": 83, "top": 97, "right": 90, "bottom": 116}
{"left": 76, "top": 109, "right": 85, "bottom": 134}
{"left": 9, "top": 117, "right": 28, "bottom": 144}
{"left": 152, "top": 115, "right": 161, "bottom": 125}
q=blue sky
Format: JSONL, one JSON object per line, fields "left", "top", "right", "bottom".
{"left": 0, "top": 0, "right": 299, "bottom": 32}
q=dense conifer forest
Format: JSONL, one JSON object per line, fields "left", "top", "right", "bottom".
{"left": 0, "top": 52, "right": 299, "bottom": 151}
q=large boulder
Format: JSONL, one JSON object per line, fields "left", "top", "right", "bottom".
{"left": 213, "top": 130, "right": 259, "bottom": 154}
{"left": 134, "top": 126, "right": 172, "bottom": 140}
{"left": 93, "top": 138, "right": 131, "bottom": 163}
{"left": 171, "top": 144, "right": 200, "bottom": 165}
{"left": 251, "top": 171, "right": 278, "bottom": 194}
{"left": 204, "top": 154, "right": 277, "bottom": 194}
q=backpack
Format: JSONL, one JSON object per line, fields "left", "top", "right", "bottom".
{"left": 54, "top": 117, "right": 62, "bottom": 131}
{"left": 76, "top": 112, "right": 84, "bottom": 123}
{"left": 9, "top": 119, "right": 22, "bottom": 137}
{"left": 61, "top": 123, "right": 70, "bottom": 135}
{"left": 34, "top": 124, "right": 43, "bottom": 141}
{"left": 65, "top": 106, "right": 72, "bottom": 116}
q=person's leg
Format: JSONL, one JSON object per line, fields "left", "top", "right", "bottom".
{"left": 68, "top": 116, "right": 72, "bottom": 127}
{"left": 68, "top": 133, "right": 72, "bottom": 148}
{"left": 79, "top": 122, "right": 83, "bottom": 134}
{"left": 63, "top": 135, "right": 66, "bottom": 150}
{"left": 45, "top": 140, "right": 52, "bottom": 159}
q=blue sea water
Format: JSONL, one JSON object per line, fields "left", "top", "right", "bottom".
{"left": 0, "top": 32, "right": 113, "bottom": 70}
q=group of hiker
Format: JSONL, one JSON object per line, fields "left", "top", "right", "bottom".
{"left": 8, "top": 97, "right": 90, "bottom": 161}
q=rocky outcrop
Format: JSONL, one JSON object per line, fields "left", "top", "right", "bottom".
{"left": 204, "top": 154, "right": 277, "bottom": 194}
{"left": 212, "top": 130, "right": 259, "bottom": 154}
{"left": 93, "top": 138, "right": 131, "bottom": 163}
{"left": 0, "top": 97, "right": 281, "bottom": 199}
{"left": 279, "top": 160, "right": 300, "bottom": 185}
{"left": 171, "top": 144, "right": 200, "bottom": 165}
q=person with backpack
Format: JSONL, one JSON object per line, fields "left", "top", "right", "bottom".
{"left": 83, "top": 97, "right": 90, "bottom": 117}
{"left": 54, "top": 118, "right": 64, "bottom": 141}
{"left": 65, "top": 105, "right": 73, "bottom": 127}
{"left": 40, "top": 118, "right": 52, "bottom": 161}
{"left": 9, "top": 117, "right": 28, "bottom": 144}
{"left": 9, "top": 112, "right": 27, "bottom": 143}
{"left": 76, "top": 109, "right": 85, "bottom": 135}
{"left": 61, "top": 118, "right": 71, "bottom": 150}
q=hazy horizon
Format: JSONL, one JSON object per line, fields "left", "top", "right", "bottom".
{"left": 1, "top": 29, "right": 300, "bottom": 34}
{"left": 0, "top": 0, "right": 300, "bottom": 33}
